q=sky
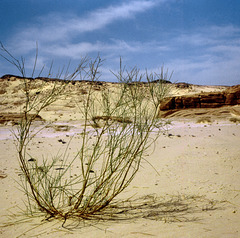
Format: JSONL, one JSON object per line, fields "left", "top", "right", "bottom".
{"left": 0, "top": 0, "right": 240, "bottom": 85}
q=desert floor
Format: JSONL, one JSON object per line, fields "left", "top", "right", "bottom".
{"left": 0, "top": 78, "right": 240, "bottom": 237}
{"left": 0, "top": 117, "right": 240, "bottom": 238}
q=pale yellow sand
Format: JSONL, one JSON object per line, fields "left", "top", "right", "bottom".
{"left": 0, "top": 119, "right": 239, "bottom": 237}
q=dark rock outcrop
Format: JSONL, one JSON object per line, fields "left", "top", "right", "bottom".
{"left": 0, "top": 113, "right": 43, "bottom": 124}
{"left": 175, "top": 82, "right": 192, "bottom": 88}
{"left": 160, "top": 85, "right": 240, "bottom": 111}
{"left": 225, "top": 85, "right": 240, "bottom": 105}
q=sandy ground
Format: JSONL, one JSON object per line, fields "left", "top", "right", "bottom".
{"left": 0, "top": 78, "right": 240, "bottom": 237}
{"left": 0, "top": 118, "right": 239, "bottom": 238}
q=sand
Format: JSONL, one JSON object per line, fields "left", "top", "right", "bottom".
{"left": 0, "top": 78, "right": 240, "bottom": 237}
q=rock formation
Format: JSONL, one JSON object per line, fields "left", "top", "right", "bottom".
{"left": 0, "top": 113, "right": 43, "bottom": 124}
{"left": 160, "top": 85, "right": 240, "bottom": 111}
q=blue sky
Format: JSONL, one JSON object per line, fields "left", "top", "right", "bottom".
{"left": 0, "top": 0, "right": 240, "bottom": 85}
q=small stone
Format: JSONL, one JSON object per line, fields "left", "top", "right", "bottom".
{"left": 28, "top": 158, "right": 36, "bottom": 162}
{"left": 0, "top": 171, "right": 7, "bottom": 179}
{"left": 58, "top": 139, "right": 66, "bottom": 144}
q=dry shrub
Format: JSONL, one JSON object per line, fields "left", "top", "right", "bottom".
{"left": 1, "top": 43, "right": 171, "bottom": 223}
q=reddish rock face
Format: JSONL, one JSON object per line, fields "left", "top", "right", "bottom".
{"left": 160, "top": 97, "right": 175, "bottom": 110}
{"left": 182, "top": 96, "right": 201, "bottom": 109}
{"left": 160, "top": 85, "right": 240, "bottom": 111}
{"left": 225, "top": 85, "right": 240, "bottom": 105}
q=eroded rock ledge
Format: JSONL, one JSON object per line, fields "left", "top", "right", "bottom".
{"left": 0, "top": 113, "right": 43, "bottom": 124}
{"left": 160, "top": 85, "right": 240, "bottom": 111}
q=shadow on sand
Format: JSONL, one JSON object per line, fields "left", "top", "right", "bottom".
{"left": 1, "top": 194, "right": 226, "bottom": 237}
{"left": 62, "top": 193, "right": 225, "bottom": 230}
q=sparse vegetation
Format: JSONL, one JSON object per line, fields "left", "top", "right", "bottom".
{"left": 0, "top": 43, "right": 171, "bottom": 223}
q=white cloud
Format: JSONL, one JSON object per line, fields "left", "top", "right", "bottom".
{"left": 70, "top": 0, "right": 158, "bottom": 33}
{"left": 175, "top": 25, "right": 240, "bottom": 48}
{"left": 207, "top": 25, "right": 240, "bottom": 37}
{"left": 43, "top": 39, "right": 170, "bottom": 59}
{"left": 175, "top": 33, "right": 218, "bottom": 46}
{"left": 174, "top": 58, "right": 240, "bottom": 86}
{"left": 10, "top": 0, "right": 159, "bottom": 50}
{"left": 167, "top": 48, "right": 240, "bottom": 85}
{"left": 157, "top": 25, "right": 240, "bottom": 85}
{"left": 210, "top": 45, "right": 240, "bottom": 57}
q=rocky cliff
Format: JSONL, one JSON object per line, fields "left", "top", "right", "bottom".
{"left": 160, "top": 85, "right": 240, "bottom": 111}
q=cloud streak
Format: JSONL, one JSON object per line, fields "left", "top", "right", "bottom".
{"left": 43, "top": 39, "right": 170, "bottom": 59}
{"left": 70, "top": 0, "right": 158, "bottom": 33}
{"left": 11, "top": 0, "right": 159, "bottom": 50}
{"left": 166, "top": 26, "right": 240, "bottom": 85}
